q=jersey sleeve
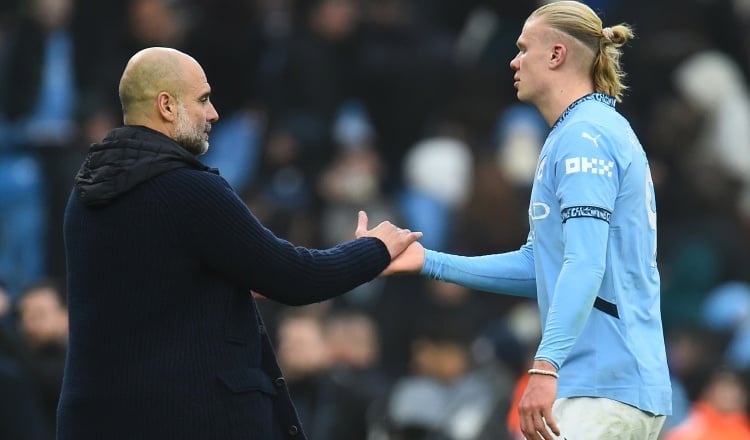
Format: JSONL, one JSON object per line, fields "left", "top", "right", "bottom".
{"left": 553, "top": 122, "right": 623, "bottom": 214}
{"left": 535, "top": 217, "right": 609, "bottom": 368}
{"left": 420, "top": 233, "right": 537, "bottom": 298}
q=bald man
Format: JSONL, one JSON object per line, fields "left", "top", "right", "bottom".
{"left": 118, "top": 47, "right": 215, "bottom": 156}
{"left": 58, "top": 47, "right": 421, "bottom": 440}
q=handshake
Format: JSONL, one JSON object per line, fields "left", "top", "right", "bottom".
{"left": 353, "top": 210, "right": 425, "bottom": 276}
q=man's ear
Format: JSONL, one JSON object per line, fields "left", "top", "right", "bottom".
{"left": 550, "top": 44, "right": 567, "bottom": 69}
{"left": 157, "top": 92, "right": 177, "bottom": 122}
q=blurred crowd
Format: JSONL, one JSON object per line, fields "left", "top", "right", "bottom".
{"left": 2, "top": 0, "right": 750, "bottom": 438}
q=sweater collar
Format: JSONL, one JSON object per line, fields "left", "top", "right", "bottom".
{"left": 75, "top": 125, "right": 218, "bottom": 206}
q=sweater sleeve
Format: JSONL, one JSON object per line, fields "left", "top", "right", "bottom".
{"left": 153, "top": 170, "right": 391, "bottom": 305}
{"left": 420, "top": 235, "right": 537, "bottom": 298}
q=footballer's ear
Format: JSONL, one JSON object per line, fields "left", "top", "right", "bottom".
{"left": 550, "top": 43, "right": 567, "bottom": 68}
{"left": 156, "top": 92, "right": 177, "bottom": 122}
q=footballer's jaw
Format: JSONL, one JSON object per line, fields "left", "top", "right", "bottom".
{"left": 510, "top": 18, "right": 552, "bottom": 105}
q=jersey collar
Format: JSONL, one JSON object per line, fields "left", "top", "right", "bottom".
{"left": 550, "top": 93, "right": 616, "bottom": 132}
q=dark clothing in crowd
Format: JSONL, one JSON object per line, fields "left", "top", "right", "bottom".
{"left": 0, "top": 316, "right": 65, "bottom": 439}
{"left": 0, "top": 358, "right": 51, "bottom": 440}
{"left": 0, "top": 324, "right": 56, "bottom": 440}
{"left": 58, "top": 126, "right": 391, "bottom": 440}
{"left": 289, "top": 365, "right": 389, "bottom": 440}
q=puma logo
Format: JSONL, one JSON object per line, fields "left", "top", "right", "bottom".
{"left": 581, "top": 131, "right": 601, "bottom": 147}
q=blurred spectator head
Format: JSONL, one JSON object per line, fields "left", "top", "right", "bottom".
{"left": 257, "top": 0, "right": 293, "bottom": 39}
{"left": 402, "top": 136, "right": 474, "bottom": 209}
{"left": 31, "top": 0, "right": 74, "bottom": 30}
{"left": 323, "top": 308, "right": 380, "bottom": 369}
{"left": 666, "top": 326, "right": 729, "bottom": 400}
{"left": 698, "top": 367, "right": 748, "bottom": 414}
{"left": 472, "top": 302, "right": 541, "bottom": 377}
{"left": 702, "top": 281, "right": 750, "bottom": 332}
{"left": 426, "top": 279, "right": 470, "bottom": 306}
{"left": 410, "top": 314, "right": 473, "bottom": 383}
{"left": 318, "top": 146, "right": 383, "bottom": 205}
{"left": 672, "top": 49, "right": 750, "bottom": 219}
{"left": 704, "top": 282, "right": 750, "bottom": 369}
{"left": 332, "top": 100, "right": 375, "bottom": 149}
{"left": 674, "top": 50, "right": 748, "bottom": 113}
{"left": 16, "top": 279, "right": 68, "bottom": 349}
{"left": 127, "top": 0, "right": 188, "bottom": 47}
{"left": 308, "top": 0, "right": 359, "bottom": 42}
{"left": 276, "top": 310, "right": 330, "bottom": 382}
{"left": 494, "top": 103, "right": 548, "bottom": 187}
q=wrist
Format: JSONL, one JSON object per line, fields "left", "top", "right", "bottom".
{"left": 419, "top": 249, "right": 435, "bottom": 275}
{"left": 532, "top": 359, "right": 558, "bottom": 372}
{"left": 528, "top": 368, "right": 559, "bottom": 379}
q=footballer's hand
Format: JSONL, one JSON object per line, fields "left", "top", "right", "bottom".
{"left": 382, "top": 241, "right": 425, "bottom": 275}
{"left": 355, "top": 211, "right": 422, "bottom": 260}
{"left": 519, "top": 360, "right": 560, "bottom": 440}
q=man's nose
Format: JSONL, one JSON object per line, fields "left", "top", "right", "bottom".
{"left": 207, "top": 103, "right": 219, "bottom": 122}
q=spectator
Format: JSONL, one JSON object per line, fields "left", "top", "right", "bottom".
{"left": 322, "top": 308, "right": 390, "bottom": 437}
{"left": 379, "top": 312, "right": 511, "bottom": 439}
{"left": 317, "top": 101, "right": 400, "bottom": 307}
{"left": 275, "top": 310, "right": 332, "bottom": 438}
{"left": 673, "top": 50, "right": 750, "bottom": 221}
{"left": 0, "top": 278, "right": 66, "bottom": 439}
{"left": 398, "top": 133, "right": 474, "bottom": 252}
{"left": 276, "top": 308, "right": 388, "bottom": 440}
{"left": 15, "top": 279, "right": 68, "bottom": 434}
{"left": 665, "top": 367, "right": 750, "bottom": 440}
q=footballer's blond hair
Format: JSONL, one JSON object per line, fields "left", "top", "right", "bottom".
{"left": 530, "top": 1, "right": 634, "bottom": 102}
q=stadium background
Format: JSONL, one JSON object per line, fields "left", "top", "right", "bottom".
{"left": 2, "top": 0, "right": 750, "bottom": 438}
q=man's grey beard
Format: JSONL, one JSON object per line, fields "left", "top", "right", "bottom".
{"left": 174, "top": 104, "right": 210, "bottom": 156}
{"left": 176, "top": 130, "right": 209, "bottom": 156}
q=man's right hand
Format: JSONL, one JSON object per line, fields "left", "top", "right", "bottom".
{"left": 519, "top": 360, "right": 560, "bottom": 440}
{"left": 354, "top": 211, "right": 422, "bottom": 260}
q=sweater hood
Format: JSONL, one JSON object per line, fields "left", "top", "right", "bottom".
{"left": 74, "top": 125, "right": 218, "bottom": 206}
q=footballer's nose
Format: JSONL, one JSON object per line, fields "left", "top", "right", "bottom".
{"left": 510, "top": 53, "right": 520, "bottom": 71}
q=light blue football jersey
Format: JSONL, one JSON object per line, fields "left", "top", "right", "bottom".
{"left": 422, "top": 93, "right": 671, "bottom": 415}
{"left": 529, "top": 93, "right": 670, "bottom": 415}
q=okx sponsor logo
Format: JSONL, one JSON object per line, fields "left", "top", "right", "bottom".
{"left": 565, "top": 157, "right": 614, "bottom": 177}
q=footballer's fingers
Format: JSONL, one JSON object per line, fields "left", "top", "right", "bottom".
{"left": 543, "top": 407, "right": 560, "bottom": 437}
{"left": 526, "top": 412, "right": 556, "bottom": 440}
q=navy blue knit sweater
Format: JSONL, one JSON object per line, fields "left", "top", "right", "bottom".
{"left": 58, "top": 126, "right": 390, "bottom": 439}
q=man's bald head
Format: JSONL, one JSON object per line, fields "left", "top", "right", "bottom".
{"left": 116, "top": 46, "right": 219, "bottom": 155}
{"left": 118, "top": 47, "right": 198, "bottom": 124}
